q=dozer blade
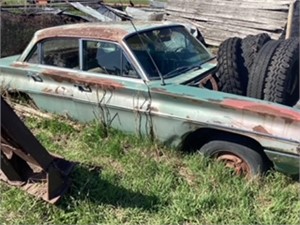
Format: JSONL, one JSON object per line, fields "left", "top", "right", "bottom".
{"left": 0, "top": 97, "right": 74, "bottom": 204}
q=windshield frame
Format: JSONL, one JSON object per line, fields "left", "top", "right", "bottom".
{"left": 124, "top": 25, "right": 214, "bottom": 80}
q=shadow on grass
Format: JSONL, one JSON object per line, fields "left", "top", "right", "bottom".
{"left": 59, "top": 163, "right": 159, "bottom": 211}
{"left": 290, "top": 174, "right": 300, "bottom": 182}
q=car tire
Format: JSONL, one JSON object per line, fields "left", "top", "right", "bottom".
{"left": 246, "top": 40, "right": 282, "bottom": 99}
{"left": 216, "top": 37, "right": 247, "bottom": 95}
{"left": 263, "top": 38, "right": 299, "bottom": 106}
{"left": 241, "top": 33, "right": 271, "bottom": 73}
{"left": 199, "top": 140, "right": 267, "bottom": 176}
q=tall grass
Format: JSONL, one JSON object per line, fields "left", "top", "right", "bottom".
{"left": 1, "top": 115, "right": 299, "bottom": 224}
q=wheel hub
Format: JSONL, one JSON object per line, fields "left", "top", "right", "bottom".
{"left": 216, "top": 153, "right": 250, "bottom": 176}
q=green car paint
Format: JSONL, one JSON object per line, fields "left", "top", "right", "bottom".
{"left": 0, "top": 22, "right": 299, "bottom": 176}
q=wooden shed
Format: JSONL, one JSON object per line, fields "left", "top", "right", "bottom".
{"left": 165, "top": 0, "right": 299, "bottom": 46}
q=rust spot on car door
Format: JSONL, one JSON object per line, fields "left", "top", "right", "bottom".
{"left": 252, "top": 125, "right": 271, "bottom": 135}
{"left": 42, "top": 87, "right": 53, "bottom": 93}
{"left": 11, "top": 62, "right": 29, "bottom": 68}
{"left": 42, "top": 69, "right": 124, "bottom": 90}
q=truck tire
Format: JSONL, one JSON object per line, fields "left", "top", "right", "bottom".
{"left": 247, "top": 40, "right": 282, "bottom": 99}
{"left": 199, "top": 140, "right": 267, "bottom": 176}
{"left": 241, "top": 33, "right": 271, "bottom": 72}
{"left": 263, "top": 38, "right": 299, "bottom": 106}
{"left": 216, "top": 37, "right": 247, "bottom": 95}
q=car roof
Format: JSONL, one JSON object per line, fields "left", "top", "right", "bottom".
{"left": 35, "top": 21, "right": 182, "bottom": 43}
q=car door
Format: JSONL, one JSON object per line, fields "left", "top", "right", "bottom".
{"left": 71, "top": 39, "right": 152, "bottom": 136}
{"left": 15, "top": 37, "right": 80, "bottom": 117}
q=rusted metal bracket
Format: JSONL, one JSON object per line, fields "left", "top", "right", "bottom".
{"left": 0, "top": 97, "right": 74, "bottom": 204}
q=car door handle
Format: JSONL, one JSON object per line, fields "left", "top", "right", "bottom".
{"left": 27, "top": 72, "right": 43, "bottom": 82}
{"left": 74, "top": 84, "right": 92, "bottom": 92}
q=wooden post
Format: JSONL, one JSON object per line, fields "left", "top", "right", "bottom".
{"left": 286, "top": 0, "right": 296, "bottom": 39}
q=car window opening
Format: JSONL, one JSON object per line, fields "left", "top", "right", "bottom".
{"left": 82, "top": 40, "right": 139, "bottom": 79}
{"left": 125, "top": 26, "right": 213, "bottom": 80}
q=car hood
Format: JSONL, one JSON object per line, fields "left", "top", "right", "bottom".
{"left": 163, "top": 59, "right": 217, "bottom": 85}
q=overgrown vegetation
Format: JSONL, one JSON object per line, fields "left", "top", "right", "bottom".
{"left": 1, "top": 114, "right": 299, "bottom": 224}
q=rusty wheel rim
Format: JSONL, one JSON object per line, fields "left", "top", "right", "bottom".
{"left": 216, "top": 153, "right": 250, "bottom": 176}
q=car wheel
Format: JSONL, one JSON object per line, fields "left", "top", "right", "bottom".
{"left": 216, "top": 37, "right": 247, "bottom": 96}
{"left": 247, "top": 40, "right": 282, "bottom": 99}
{"left": 199, "top": 140, "right": 267, "bottom": 176}
{"left": 263, "top": 38, "right": 299, "bottom": 106}
{"left": 241, "top": 33, "right": 271, "bottom": 73}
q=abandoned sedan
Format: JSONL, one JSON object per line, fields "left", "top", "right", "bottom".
{"left": 0, "top": 22, "right": 299, "bottom": 176}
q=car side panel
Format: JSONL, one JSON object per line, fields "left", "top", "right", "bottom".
{"left": 148, "top": 83, "right": 300, "bottom": 155}
{"left": 0, "top": 61, "right": 78, "bottom": 117}
{"left": 71, "top": 75, "right": 152, "bottom": 136}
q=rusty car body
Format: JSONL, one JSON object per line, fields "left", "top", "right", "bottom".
{"left": 0, "top": 22, "right": 299, "bottom": 176}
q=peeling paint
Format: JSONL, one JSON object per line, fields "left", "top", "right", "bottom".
{"left": 42, "top": 87, "right": 53, "bottom": 93}
{"left": 11, "top": 62, "right": 29, "bottom": 68}
{"left": 55, "top": 86, "right": 65, "bottom": 94}
{"left": 222, "top": 99, "right": 300, "bottom": 123}
{"left": 150, "top": 106, "right": 159, "bottom": 112}
{"left": 151, "top": 87, "right": 195, "bottom": 99}
{"left": 252, "top": 125, "right": 271, "bottom": 135}
{"left": 42, "top": 69, "right": 124, "bottom": 90}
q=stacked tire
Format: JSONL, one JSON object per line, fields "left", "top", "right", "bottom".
{"left": 216, "top": 37, "right": 247, "bottom": 96}
{"left": 216, "top": 35, "right": 299, "bottom": 107}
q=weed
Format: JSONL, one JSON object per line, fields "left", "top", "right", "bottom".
{"left": 1, "top": 116, "right": 299, "bottom": 224}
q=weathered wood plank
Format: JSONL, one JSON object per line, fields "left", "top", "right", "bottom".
{"left": 167, "top": 8, "right": 287, "bottom": 23}
{"left": 167, "top": 15, "right": 281, "bottom": 45}
{"left": 208, "top": 0, "right": 290, "bottom": 4}
{"left": 166, "top": 11, "right": 287, "bottom": 30}
{"left": 167, "top": 0, "right": 291, "bottom": 5}
{"left": 166, "top": 19, "right": 282, "bottom": 45}
{"left": 167, "top": 4, "right": 288, "bottom": 18}
{"left": 195, "top": 22, "right": 280, "bottom": 38}
{"left": 167, "top": 5, "right": 288, "bottom": 12}
{"left": 167, "top": 2, "right": 289, "bottom": 10}
{"left": 166, "top": 0, "right": 291, "bottom": 10}
{"left": 165, "top": 0, "right": 293, "bottom": 46}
